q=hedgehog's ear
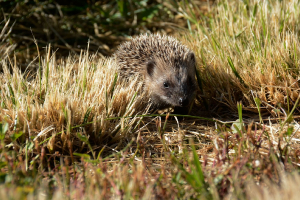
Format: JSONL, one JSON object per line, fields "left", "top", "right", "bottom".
{"left": 146, "top": 60, "right": 156, "bottom": 77}
{"left": 187, "top": 52, "right": 195, "bottom": 63}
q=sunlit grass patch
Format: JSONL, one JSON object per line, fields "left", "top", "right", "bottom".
{"left": 180, "top": 0, "right": 300, "bottom": 116}
{"left": 0, "top": 47, "right": 149, "bottom": 158}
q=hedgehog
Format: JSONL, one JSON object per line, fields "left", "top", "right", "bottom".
{"left": 114, "top": 34, "right": 197, "bottom": 109}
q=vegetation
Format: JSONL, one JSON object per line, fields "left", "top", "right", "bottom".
{"left": 0, "top": 0, "right": 190, "bottom": 66}
{"left": 1, "top": 0, "right": 300, "bottom": 199}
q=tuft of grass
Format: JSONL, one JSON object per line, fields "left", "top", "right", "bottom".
{"left": 0, "top": 46, "right": 148, "bottom": 157}
{"left": 179, "top": 0, "right": 300, "bottom": 116}
{"left": 0, "top": 19, "right": 16, "bottom": 62}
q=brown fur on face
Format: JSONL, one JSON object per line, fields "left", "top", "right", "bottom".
{"left": 144, "top": 53, "right": 196, "bottom": 108}
{"left": 114, "top": 34, "right": 197, "bottom": 108}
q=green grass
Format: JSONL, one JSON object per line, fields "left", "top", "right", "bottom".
{"left": 1, "top": 0, "right": 300, "bottom": 199}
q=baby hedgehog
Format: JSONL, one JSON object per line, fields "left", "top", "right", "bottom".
{"left": 114, "top": 34, "right": 197, "bottom": 109}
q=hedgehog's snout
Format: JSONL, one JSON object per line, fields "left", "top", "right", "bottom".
{"left": 178, "top": 97, "right": 189, "bottom": 107}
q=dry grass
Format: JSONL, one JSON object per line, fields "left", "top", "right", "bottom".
{"left": 1, "top": 0, "right": 300, "bottom": 199}
{"left": 180, "top": 0, "right": 300, "bottom": 115}
{"left": 0, "top": 19, "right": 16, "bottom": 61}
{"left": 0, "top": 47, "right": 150, "bottom": 157}
{"left": 244, "top": 171, "right": 300, "bottom": 200}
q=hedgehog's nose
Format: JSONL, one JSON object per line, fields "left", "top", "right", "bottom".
{"left": 179, "top": 97, "right": 189, "bottom": 107}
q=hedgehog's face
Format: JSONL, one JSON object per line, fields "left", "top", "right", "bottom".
{"left": 144, "top": 52, "right": 197, "bottom": 108}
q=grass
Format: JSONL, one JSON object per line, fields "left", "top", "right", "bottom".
{"left": 180, "top": 0, "right": 300, "bottom": 115}
{"left": 0, "top": 19, "right": 16, "bottom": 61}
{"left": 0, "top": 0, "right": 195, "bottom": 67}
{"left": 1, "top": 0, "right": 300, "bottom": 199}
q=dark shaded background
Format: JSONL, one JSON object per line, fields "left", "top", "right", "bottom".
{"left": 1, "top": 0, "right": 186, "bottom": 65}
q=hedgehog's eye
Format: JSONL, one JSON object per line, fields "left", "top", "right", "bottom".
{"left": 163, "top": 82, "right": 169, "bottom": 88}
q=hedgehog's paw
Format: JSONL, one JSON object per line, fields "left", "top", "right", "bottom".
{"left": 157, "top": 107, "right": 174, "bottom": 114}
